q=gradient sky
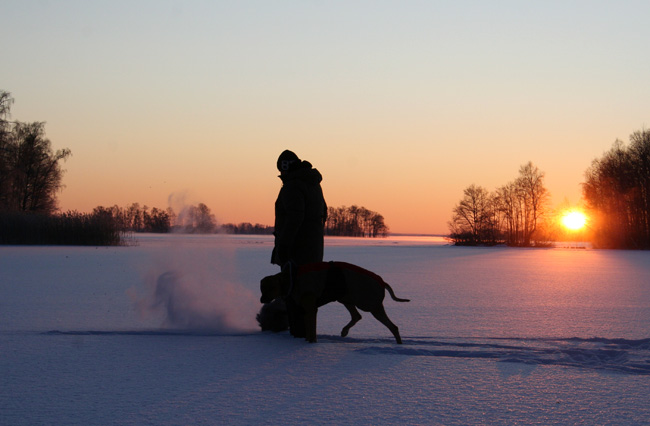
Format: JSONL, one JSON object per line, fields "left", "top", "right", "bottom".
{"left": 2, "top": 1, "right": 649, "bottom": 234}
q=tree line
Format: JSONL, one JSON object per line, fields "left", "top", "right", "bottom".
{"left": 221, "top": 222, "right": 274, "bottom": 235}
{"left": 90, "top": 203, "right": 390, "bottom": 237}
{"left": 583, "top": 129, "right": 650, "bottom": 249}
{"left": 94, "top": 202, "right": 387, "bottom": 237}
{"left": 6, "top": 85, "right": 649, "bottom": 248}
{"left": 325, "top": 205, "right": 389, "bottom": 237}
{"left": 448, "top": 162, "right": 550, "bottom": 246}
{"left": 92, "top": 202, "right": 273, "bottom": 235}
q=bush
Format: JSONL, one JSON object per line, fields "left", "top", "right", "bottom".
{"left": 0, "top": 211, "right": 125, "bottom": 246}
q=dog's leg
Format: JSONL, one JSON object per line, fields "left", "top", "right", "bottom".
{"left": 340, "top": 303, "right": 362, "bottom": 338}
{"left": 370, "top": 305, "right": 403, "bottom": 344}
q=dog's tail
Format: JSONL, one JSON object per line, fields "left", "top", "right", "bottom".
{"left": 384, "top": 282, "right": 410, "bottom": 303}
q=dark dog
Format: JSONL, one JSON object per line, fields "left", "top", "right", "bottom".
{"left": 260, "top": 261, "right": 409, "bottom": 344}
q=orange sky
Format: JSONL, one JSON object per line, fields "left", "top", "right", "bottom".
{"left": 3, "top": 2, "right": 649, "bottom": 234}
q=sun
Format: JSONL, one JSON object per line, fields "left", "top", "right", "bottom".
{"left": 562, "top": 211, "right": 587, "bottom": 231}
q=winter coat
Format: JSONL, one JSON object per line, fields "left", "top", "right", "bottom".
{"left": 272, "top": 161, "right": 327, "bottom": 266}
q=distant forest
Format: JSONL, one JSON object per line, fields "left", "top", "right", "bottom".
{"left": 90, "top": 203, "right": 390, "bottom": 237}
{"left": 3, "top": 90, "right": 649, "bottom": 248}
{"left": 1, "top": 199, "right": 388, "bottom": 245}
{"left": 1, "top": 90, "right": 389, "bottom": 244}
{"left": 91, "top": 202, "right": 275, "bottom": 235}
{"left": 325, "top": 205, "right": 389, "bottom": 237}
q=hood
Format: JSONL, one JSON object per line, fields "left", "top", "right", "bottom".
{"left": 279, "top": 161, "right": 322, "bottom": 185}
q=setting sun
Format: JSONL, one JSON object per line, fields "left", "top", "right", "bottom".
{"left": 562, "top": 211, "right": 587, "bottom": 230}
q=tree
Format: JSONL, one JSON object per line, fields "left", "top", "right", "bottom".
{"left": 515, "top": 162, "right": 550, "bottom": 246}
{"left": 583, "top": 129, "right": 650, "bottom": 248}
{"left": 368, "top": 212, "right": 389, "bottom": 237}
{"left": 494, "top": 182, "right": 522, "bottom": 245}
{"left": 1, "top": 91, "right": 15, "bottom": 208}
{"left": 125, "top": 203, "right": 144, "bottom": 231}
{"left": 173, "top": 202, "right": 217, "bottom": 233}
{"left": 2, "top": 121, "right": 71, "bottom": 213}
{"left": 144, "top": 207, "right": 172, "bottom": 233}
{"left": 191, "top": 203, "right": 217, "bottom": 233}
{"left": 325, "top": 205, "right": 389, "bottom": 237}
{"left": 629, "top": 129, "right": 650, "bottom": 244}
{"left": 0, "top": 91, "right": 11, "bottom": 119}
{"left": 0, "top": 91, "right": 71, "bottom": 214}
{"left": 448, "top": 162, "right": 549, "bottom": 246}
{"left": 448, "top": 184, "right": 499, "bottom": 245}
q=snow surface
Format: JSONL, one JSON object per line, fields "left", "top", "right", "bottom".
{"left": 1, "top": 234, "right": 650, "bottom": 425}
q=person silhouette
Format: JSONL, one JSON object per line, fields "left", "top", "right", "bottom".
{"left": 271, "top": 150, "right": 327, "bottom": 337}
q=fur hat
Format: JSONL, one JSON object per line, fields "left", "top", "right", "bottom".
{"left": 277, "top": 150, "right": 301, "bottom": 173}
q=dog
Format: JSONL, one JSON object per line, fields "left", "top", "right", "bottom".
{"left": 260, "top": 261, "right": 409, "bottom": 344}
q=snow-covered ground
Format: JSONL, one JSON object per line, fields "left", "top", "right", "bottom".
{"left": 1, "top": 235, "right": 649, "bottom": 425}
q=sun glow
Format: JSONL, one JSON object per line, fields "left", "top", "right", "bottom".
{"left": 562, "top": 211, "right": 587, "bottom": 231}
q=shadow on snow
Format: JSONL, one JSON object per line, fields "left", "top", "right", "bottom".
{"left": 350, "top": 336, "right": 650, "bottom": 376}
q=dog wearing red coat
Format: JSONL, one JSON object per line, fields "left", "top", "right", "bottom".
{"left": 260, "top": 261, "right": 409, "bottom": 343}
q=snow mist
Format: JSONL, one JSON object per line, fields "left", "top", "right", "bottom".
{"left": 129, "top": 241, "right": 259, "bottom": 333}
